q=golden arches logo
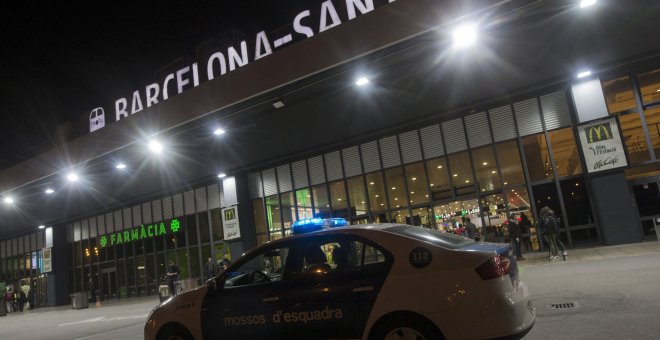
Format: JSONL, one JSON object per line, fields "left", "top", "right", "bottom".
{"left": 585, "top": 124, "right": 613, "bottom": 144}
{"left": 224, "top": 208, "right": 236, "bottom": 220}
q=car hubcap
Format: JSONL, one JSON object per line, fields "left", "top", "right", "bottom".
{"left": 384, "top": 327, "right": 425, "bottom": 340}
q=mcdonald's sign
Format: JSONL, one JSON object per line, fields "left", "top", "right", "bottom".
{"left": 584, "top": 123, "right": 613, "bottom": 143}
{"left": 222, "top": 205, "right": 241, "bottom": 240}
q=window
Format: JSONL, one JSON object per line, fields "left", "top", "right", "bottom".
{"left": 265, "top": 195, "right": 282, "bottom": 238}
{"left": 312, "top": 185, "right": 331, "bottom": 219}
{"left": 548, "top": 128, "right": 582, "bottom": 177}
{"left": 637, "top": 68, "right": 660, "bottom": 105}
{"left": 347, "top": 176, "right": 368, "bottom": 217}
{"left": 560, "top": 178, "right": 593, "bottom": 226}
{"left": 224, "top": 246, "right": 290, "bottom": 288}
{"left": 385, "top": 167, "right": 406, "bottom": 209}
{"left": 496, "top": 141, "right": 525, "bottom": 187}
{"left": 620, "top": 112, "right": 651, "bottom": 163}
{"left": 522, "top": 134, "right": 554, "bottom": 181}
{"left": 251, "top": 201, "right": 266, "bottom": 242}
{"left": 186, "top": 215, "right": 198, "bottom": 246}
{"left": 329, "top": 180, "right": 348, "bottom": 218}
{"left": 298, "top": 237, "right": 388, "bottom": 276}
{"left": 280, "top": 192, "right": 296, "bottom": 233}
{"left": 472, "top": 146, "right": 500, "bottom": 192}
{"left": 405, "top": 162, "right": 429, "bottom": 205}
{"left": 295, "top": 188, "right": 313, "bottom": 220}
{"left": 199, "top": 212, "right": 210, "bottom": 244}
{"left": 643, "top": 107, "right": 660, "bottom": 158}
{"left": 366, "top": 172, "right": 387, "bottom": 222}
{"left": 427, "top": 157, "right": 451, "bottom": 200}
{"left": 602, "top": 76, "right": 637, "bottom": 115}
{"left": 448, "top": 152, "right": 475, "bottom": 195}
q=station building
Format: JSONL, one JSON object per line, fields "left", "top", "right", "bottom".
{"left": 1, "top": 0, "right": 659, "bottom": 306}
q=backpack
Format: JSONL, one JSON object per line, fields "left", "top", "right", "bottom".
{"left": 543, "top": 216, "right": 559, "bottom": 235}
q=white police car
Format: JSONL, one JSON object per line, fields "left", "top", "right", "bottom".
{"left": 144, "top": 218, "right": 535, "bottom": 340}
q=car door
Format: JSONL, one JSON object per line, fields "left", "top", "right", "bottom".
{"left": 201, "top": 243, "right": 295, "bottom": 339}
{"left": 277, "top": 234, "right": 393, "bottom": 339}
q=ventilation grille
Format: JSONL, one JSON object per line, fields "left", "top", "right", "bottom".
{"left": 380, "top": 136, "right": 401, "bottom": 168}
{"left": 399, "top": 130, "right": 422, "bottom": 164}
{"left": 163, "top": 197, "right": 173, "bottom": 220}
{"left": 277, "top": 165, "right": 293, "bottom": 192}
{"left": 173, "top": 194, "right": 184, "bottom": 218}
{"left": 325, "top": 151, "right": 343, "bottom": 181}
{"left": 248, "top": 172, "right": 263, "bottom": 199}
{"left": 548, "top": 302, "right": 579, "bottom": 309}
{"left": 152, "top": 200, "right": 163, "bottom": 222}
{"left": 142, "top": 203, "right": 152, "bottom": 224}
{"left": 420, "top": 124, "right": 444, "bottom": 158}
{"left": 262, "top": 168, "right": 277, "bottom": 196}
{"left": 442, "top": 118, "right": 467, "bottom": 154}
{"left": 361, "top": 141, "right": 381, "bottom": 173}
{"left": 196, "top": 187, "right": 208, "bottom": 212}
{"left": 489, "top": 105, "right": 517, "bottom": 142}
{"left": 308, "top": 156, "right": 326, "bottom": 186}
{"left": 342, "top": 146, "right": 362, "bottom": 177}
{"left": 292, "top": 160, "right": 309, "bottom": 189}
{"left": 514, "top": 98, "right": 543, "bottom": 136}
{"left": 541, "top": 91, "right": 572, "bottom": 130}
{"left": 465, "top": 112, "right": 492, "bottom": 148}
{"left": 132, "top": 205, "right": 142, "bottom": 227}
{"left": 207, "top": 184, "right": 220, "bottom": 209}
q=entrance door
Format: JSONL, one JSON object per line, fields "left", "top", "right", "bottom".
{"left": 631, "top": 179, "right": 660, "bottom": 240}
{"left": 100, "top": 269, "right": 117, "bottom": 300}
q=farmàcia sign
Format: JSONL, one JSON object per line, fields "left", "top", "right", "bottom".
{"left": 98, "top": 218, "right": 184, "bottom": 248}
{"left": 90, "top": 0, "right": 398, "bottom": 133}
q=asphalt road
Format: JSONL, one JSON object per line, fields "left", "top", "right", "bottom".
{"left": 1, "top": 243, "right": 659, "bottom": 340}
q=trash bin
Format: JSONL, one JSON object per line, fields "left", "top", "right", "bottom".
{"left": 0, "top": 299, "right": 6, "bottom": 317}
{"left": 70, "top": 292, "right": 89, "bottom": 309}
{"left": 158, "top": 285, "right": 170, "bottom": 303}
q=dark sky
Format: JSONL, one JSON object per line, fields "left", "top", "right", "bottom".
{"left": 0, "top": 1, "right": 314, "bottom": 170}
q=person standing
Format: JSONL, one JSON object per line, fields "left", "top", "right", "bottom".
{"left": 507, "top": 214, "right": 526, "bottom": 261}
{"left": 465, "top": 218, "right": 479, "bottom": 241}
{"left": 204, "top": 257, "right": 220, "bottom": 280}
{"left": 539, "top": 206, "right": 560, "bottom": 260}
{"left": 519, "top": 213, "right": 533, "bottom": 252}
{"left": 219, "top": 254, "right": 231, "bottom": 270}
{"left": 166, "top": 261, "right": 180, "bottom": 296}
{"left": 5, "top": 288, "right": 14, "bottom": 313}
{"left": 88, "top": 278, "right": 97, "bottom": 303}
{"left": 17, "top": 289, "right": 26, "bottom": 312}
{"left": 27, "top": 288, "right": 35, "bottom": 310}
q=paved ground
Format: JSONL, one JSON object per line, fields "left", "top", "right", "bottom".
{"left": 1, "top": 241, "right": 659, "bottom": 339}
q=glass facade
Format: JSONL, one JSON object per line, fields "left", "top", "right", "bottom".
{"left": 0, "top": 231, "right": 48, "bottom": 308}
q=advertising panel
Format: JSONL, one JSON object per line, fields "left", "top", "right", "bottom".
{"left": 222, "top": 205, "right": 241, "bottom": 240}
{"left": 42, "top": 247, "right": 52, "bottom": 273}
{"left": 578, "top": 117, "right": 628, "bottom": 173}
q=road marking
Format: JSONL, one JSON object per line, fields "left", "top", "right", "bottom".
{"left": 58, "top": 314, "right": 147, "bottom": 327}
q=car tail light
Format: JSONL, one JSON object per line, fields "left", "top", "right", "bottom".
{"left": 476, "top": 255, "right": 511, "bottom": 280}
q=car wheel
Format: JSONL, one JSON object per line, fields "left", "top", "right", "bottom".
{"left": 370, "top": 315, "right": 444, "bottom": 340}
{"left": 157, "top": 324, "right": 193, "bottom": 340}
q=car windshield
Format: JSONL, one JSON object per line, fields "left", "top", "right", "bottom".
{"left": 385, "top": 225, "right": 474, "bottom": 249}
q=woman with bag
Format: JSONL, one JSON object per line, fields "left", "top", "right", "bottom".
{"left": 539, "top": 206, "right": 560, "bottom": 260}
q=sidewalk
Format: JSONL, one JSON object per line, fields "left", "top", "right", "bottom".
{"left": 519, "top": 240, "right": 660, "bottom": 266}
{"left": 5, "top": 294, "right": 161, "bottom": 315}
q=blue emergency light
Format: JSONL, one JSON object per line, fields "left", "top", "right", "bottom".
{"left": 291, "top": 218, "right": 348, "bottom": 235}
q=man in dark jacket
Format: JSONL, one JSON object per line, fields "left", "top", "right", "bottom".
{"left": 507, "top": 214, "right": 526, "bottom": 261}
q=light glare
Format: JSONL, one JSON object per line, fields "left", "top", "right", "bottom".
{"left": 38, "top": 225, "right": 46, "bottom": 229}
{"left": 355, "top": 77, "right": 370, "bottom": 86}
{"left": 67, "top": 173, "right": 79, "bottom": 182}
{"left": 116, "top": 163, "right": 127, "bottom": 169}
{"left": 45, "top": 188, "right": 55, "bottom": 194}
{"left": 3, "top": 196, "right": 14, "bottom": 204}
{"left": 452, "top": 24, "right": 478, "bottom": 49}
{"left": 577, "top": 70, "right": 592, "bottom": 78}
{"left": 217, "top": 173, "right": 227, "bottom": 178}
{"left": 148, "top": 140, "right": 163, "bottom": 154}
{"left": 214, "top": 128, "right": 225, "bottom": 136}
{"left": 580, "top": 0, "right": 597, "bottom": 8}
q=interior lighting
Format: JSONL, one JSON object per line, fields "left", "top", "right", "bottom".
{"left": 116, "top": 163, "right": 127, "bottom": 170}
{"left": 213, "top": 128, "right": 226, "bottom": 136}
{"left": 67, "top": 172, "right": 79, "bottom": 182}
{"left": 577, "top": 70, "right": 592, "bottom": 79}
{"left": 272, "top": 101, "right": 285, "bottom": 109}
{"left": 452, "top": 24, "right": 478, "bottom": 49}
{"left": 38, "top": 225, "right": 46, "bottom": 229}
{"left": 217, "top": 173, "right": 227, "bottom": 178}
{"left": 453, "top": 174, "right": 458, "bottom": 177}
{"left": 579, "top": 0, "right": 597, "bottom": 8}
{"left": 3, "top": 196, "right": 14, "bottom": 204}
{"left": 45, "top": 188, "right": 55, "bottom": 194}
{"left": 148, "top": 140, "right": 164, "bottom": 154}
{"left": 355, "top": 77, "right": 370, "bottom": 86}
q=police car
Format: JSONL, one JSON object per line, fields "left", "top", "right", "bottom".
{"left": 144, "top": 218, "right": 535, "bottom": 340}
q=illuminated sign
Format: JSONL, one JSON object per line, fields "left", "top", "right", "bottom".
{"left": 223, "top": 205, "right": 241, "bottom": 240}
{"left": 42, "top": 247, "right": 52, "bottom": 273}
{"left": 578, "top": 117, "right": 628, "bottom": 173}
{"left": 89, "top": 0, "right": 397, "bottom": 132}
{"left": 97, "top": 218, "right": 184, "bottom": 248}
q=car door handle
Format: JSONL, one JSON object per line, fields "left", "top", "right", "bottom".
{"left": 262, "top": 296, "right": 279, "bottom": 303}
{"left": 352, "top": 286, "right": 374, "bottom": 293}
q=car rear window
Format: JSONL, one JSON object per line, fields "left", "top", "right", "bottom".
{"left": 385, "top": 225, "right": 474, "bottom": 249}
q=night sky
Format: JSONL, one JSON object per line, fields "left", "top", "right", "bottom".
{"left": 0, "top": 1, "right": 313, "bottom": 170}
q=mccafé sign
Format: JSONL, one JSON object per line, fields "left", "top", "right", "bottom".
{"left": 89, "top": 0, "right": 398, "bottom": 133}
{"left": 578, "top": 117, "right": 628, "bottom": 173}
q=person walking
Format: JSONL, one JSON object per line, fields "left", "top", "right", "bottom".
{"left": 465, "top": 218, "right": 479, "bottom": 241}
{"left": 5, "top": 288, "right": 14, "bottom": 313}
{"left": 204, "top": 257, "right": 220, "bottom": 280}
{"left": 507, "top": 214, "right": 526, "bottom": 261}
{"left": 166, "top": 261, "right": 180, "bottom": 296}
{"left": 18, "top": 289, "right": 26, "bottom": 312}
{"left": 539, "top": 206, "right": 560, "bottom": 260}
{"left": 519, "top": 213, "right": 533, "bottom": 252}
{"left": 27, "top": 288, "right": 35, "bottom": 310}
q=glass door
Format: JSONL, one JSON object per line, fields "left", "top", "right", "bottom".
{"left": 631, "top": 178, "right": 660, "bottom": 240}
{"left": 100, "top": 268, "right": 117, "bottom": 300}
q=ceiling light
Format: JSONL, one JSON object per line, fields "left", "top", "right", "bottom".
{"left": 148, "top": 140, "right": 163, "bottom": 154}
{"left": 482, "top": 162, "right": 488, "bottom": 166}
{"left": 38, "top": 225, "right": 46, "bottom": 229}
{"left": 452, "top": 24, "right": 478, "bottom": 49}
{"left": 116, "top": 163, "right": 127, "bottom": 169}
{"left": 217, "top": 173, "right": 227, "bottom": 178}
{"left": 67, "top": 172, "right": 79, "bottom": 182}
{"left": 437, "top": 165, "right": 443, "bottom": 169}
{"left": 3, "top": 196, "right": 14, "bottom": 204}
{"left": 491, "top": 170, "right": 496, "bottom": 174}
{"left": 273, "top": 101, "right": 285, "bottom": 109}
{"left": 577, "top": 70, "right": 592, "bottom": 78}
{"left": 213, "top": 128, "right": 226, "bottom": 135}
{"left": 579, "top": 0, "right": 597, "bottom": 8}
{"left": 45, "top": 188, "right": 55, "bottom": 194}
{"left": 355, "top": 77, "right": 370, "bottom": 86}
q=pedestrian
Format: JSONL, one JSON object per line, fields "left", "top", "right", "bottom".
{"left": 507, "top": 214, "right": 526, "bottom": 261}
{"left": 166, "top": 261, "right": 180, "bottom": 296}
{"left": 539, "top": 206, "right": 560, "bottom": 260}
{"left": 204, "top": 257, "right": 220, "bottom": 280}
{"left": 465, "top": 218, "right": 479, "bottom": 241}
{"left": 219, "top": 254, "right": 231, "bottom": 270}
{"left": 27, "top": 288, "right": 35, "bottom": 310}
{"left": 88, "top": 278, "right": 97, "bottom": 302}
{"left": 18, "top": 289, "right": 26, "bottom": 312}
{"left": 519, "top": 213, "right": 533, "bottom": 252}
{"left": 5, "top": 288, "right": 13, "bottom": 313}
{"left": 454, "top": 223, "right": 466, "bottom": 237}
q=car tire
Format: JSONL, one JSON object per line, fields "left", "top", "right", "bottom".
{"left": 370, "top": 315, "right": 444, "bottom": 340}
{"left": 157, "top": 324, "right": 193, "bottom": 340}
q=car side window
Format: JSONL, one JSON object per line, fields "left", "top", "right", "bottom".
{"left": 224, "top": 246, "right": 290, "bottom": 288}
{"left": 296, "top": 236, "right": 388, "bottom": 276}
